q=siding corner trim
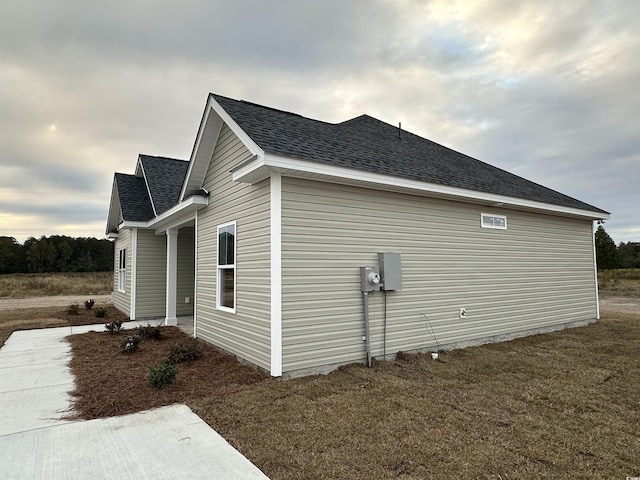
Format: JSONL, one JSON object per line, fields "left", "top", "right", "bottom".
{"left": 270, "top": 173, "right": 283, "bottom": 376}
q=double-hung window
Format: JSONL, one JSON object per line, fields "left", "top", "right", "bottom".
{"left": 118, "top": 249, "right": 126, "bottom": 292}
{"left": 217, "top": 221, "right": 236, "bottom": 312}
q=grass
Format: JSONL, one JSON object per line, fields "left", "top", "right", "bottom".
{"left": 65, "top": 311, "right": 640, "bottom": 480}
{"left": 0, "top": 272, "right": 113, "bottom": 297}
{"left": 598, "top": 269, "right": 640, "bottom": 297}
{"left": 2, "top": 273, "right": 638, "bottom": 478}
{"left": 0, "top": 305, "right": 128, "bottom": 347}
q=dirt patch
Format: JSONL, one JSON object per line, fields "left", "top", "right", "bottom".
{"left": 599, "top": 295, "right": 639, "bottom": 314}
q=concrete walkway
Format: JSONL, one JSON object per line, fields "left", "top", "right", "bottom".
{"left": 0, "top": 323, "right": 269, "bottom": 479}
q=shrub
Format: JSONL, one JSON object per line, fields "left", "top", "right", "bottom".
{"left": 105, "top": 320, "right": 123, "bottom": 333}
{"left": 120, "top": 335, "right": 141, "bottom": 353}
{"left": 94, "top": 307, "right": 107, "bottom": 318}
{"left": 147, "top": 360, "right": 178, "bottom": 389}
{"left": 168, "top": 338, "right": 203, "bottom": 364}
{"left": 84, "top": 299, "right": 95, "bottom": 310}
{"left": 136, "top": 323, "right": 162, "bottom": 340}
{"left": 67, "top": 304, "right": 79, "bottom": 315}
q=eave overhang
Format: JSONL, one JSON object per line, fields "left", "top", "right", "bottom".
{"left": 231, "top": 153, "right": 609, "bottom": 221}
{"left": 117, "top": 195, "right": 209, "bottom": 233}
{"left": 179, "top": 94, "right": 264, "bottom": 202}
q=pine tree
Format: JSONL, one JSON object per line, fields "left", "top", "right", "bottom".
{"left": 594, "top": 225, "right": 617, "bottom": 270}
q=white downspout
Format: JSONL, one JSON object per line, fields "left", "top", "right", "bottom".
{"left": 592, "top": 221, "right": 600, "bottom": 320}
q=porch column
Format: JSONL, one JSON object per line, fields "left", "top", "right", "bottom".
{"left": 165, "top": 228, "right": 178, "bottom": 326}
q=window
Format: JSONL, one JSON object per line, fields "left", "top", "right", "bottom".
{"left": 118, "top": 249, "right": 126, "bottom": 292}
{"left": 481, "top": 213, "right": 507, "bottom": 230}
{"left": 217, "top": 221, "right": 236, "bottom": 312}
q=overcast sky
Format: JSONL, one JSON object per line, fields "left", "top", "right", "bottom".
{"left": 1, "top": 0, "right": 637, "bottom": 244}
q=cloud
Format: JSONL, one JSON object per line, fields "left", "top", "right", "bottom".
{"left": 0, "top": 0, "right": 638, "bottom": 244}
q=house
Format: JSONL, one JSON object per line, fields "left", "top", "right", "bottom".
{"left": 106, "top": 93, "right": 609, "bottom": 377}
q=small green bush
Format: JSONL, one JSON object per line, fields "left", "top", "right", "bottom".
{"left": 67, "top": 304, "right": 79, "bottom": 315}
{"left": 147, "top": 360, "right": 178, "bottom": 389}
{"left": 168, "top": 338, "right": 203, "bottom": 364}
{"left": 136, "top": 323, "right": 162, "bottom": 340}
{"left": 120, "top": 335, "right": 141, "bottom": 353}
{"left": 94, "top": 307, "right": 107, "bottom": 318}
{"left": 84, "top": 299, "right": 95, "bottom": 310}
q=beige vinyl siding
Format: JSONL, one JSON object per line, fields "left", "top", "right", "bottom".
{"left": 176, "top": 227, "right": 195, "bottom": 316}
{"left": 134, "top": 229, "right": 167, "bottom": 319}
{"left": 196, "top": 124, "right": 271, "bottom": 371}
{"left": 281, "top": 177, "right": 597, "bottom": 373}
{"left": 112, "top": 229, "right": 132, "bottom": 317}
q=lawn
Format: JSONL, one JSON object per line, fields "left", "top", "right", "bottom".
{"left": 66, "top": 310, "right": 640, "bottom": 480}
{"left": 2, "top": 271, "right": 639, "bottom": 478}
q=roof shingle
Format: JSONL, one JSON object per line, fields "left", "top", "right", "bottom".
{"left": 213, "top": 94, "right": 607, "bottom": 214}
{"left": 138, "top": 155, "right": 189, "bottom": 215}
{"left": 114, "top": 173, "right": 155, "bottom": 222}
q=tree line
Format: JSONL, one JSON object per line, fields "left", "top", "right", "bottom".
{"left": 594, "top": 225, "right": 640, "bottom": 270}
{"left": 1, "top": 226, "right": 635, "bottom": 274}
{"left": 0, "top": 235, "right": 113, "bottom": 274}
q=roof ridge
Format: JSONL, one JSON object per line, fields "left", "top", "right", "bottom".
{"left": 239, "top": 100, "right": 304, "bottom": 119}
{"left": 139, "top": 154, "right": 187, "bottom": 163}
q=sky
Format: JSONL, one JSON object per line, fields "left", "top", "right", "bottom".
{"left": 1, "top": 0, "right": 638, "bottom": 245}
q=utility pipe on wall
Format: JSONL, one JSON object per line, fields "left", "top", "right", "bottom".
{"left": 363, "top": 291, "right": 372, "bottom": 368}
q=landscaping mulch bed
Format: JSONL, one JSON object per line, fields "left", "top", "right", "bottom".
{"left": 66, "top": 326, "right": 266, "bottom": 419}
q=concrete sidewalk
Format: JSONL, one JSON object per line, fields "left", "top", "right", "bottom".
{"left": 0, "top": 323, "right": 269, "bottom": 479}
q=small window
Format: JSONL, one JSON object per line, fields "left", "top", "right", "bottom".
{"left": 217, "top": 221, "right": 236, "bottom": 312}
{"left": 118, "top": 249, "right": 126, "bottom": 292}
{"left": 481, "top": 213, "right": 507, "bottom": 230}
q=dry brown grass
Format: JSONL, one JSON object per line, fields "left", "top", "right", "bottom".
{"left": 0, "top": 304, "right": 127, "bottom": 347}
{"left": 598, "top": 269, "right": 640, "bottom": 297}
{"left": 0, "top": 272, "right": 113, "bottom": 298}
{"left": 65, "top": 311, "right": 640, "bottom": 480}
{"left": 192, "top": 311, "right": 640, "bottom": 479}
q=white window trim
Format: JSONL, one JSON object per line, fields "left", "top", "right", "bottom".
{"left": 117, "top": 248, "right": 126, "bottom": 293}
{"left": 216, "top": 220, "right": 237, "bottom": 313}
{"left": 481, "top": 213, "right": 507, "bottom": 230}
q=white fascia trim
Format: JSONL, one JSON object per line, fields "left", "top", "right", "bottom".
{"left": 179, "top": 98, "right": 218, "bottom": 202}
{"left": 270, "top": 172, "right": 283, "bottom": 377}
{"left": 233, "top": 153, "right": 609, "bottom": 221}
{"left": 106, "top": 232, "right": 119, "bottom": 240}
{"left": 179, "top": 95, "right": 264, "bottom": 202}
{"left": 119, "top": 196, "right": 208, "bottom": 232}
{"left": 106, "top": 178, "right": 120, "bottom": 235}
{"left": 130, "top": 229, "right": 137, "bottom": 320}
{"left": 137, "top": 158, "right": 158, "bottom": 217}
{"left": 208, "top": 96, "right": 264, "bottom": 157}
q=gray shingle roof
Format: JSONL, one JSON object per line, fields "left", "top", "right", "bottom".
{"left": 114, "top": 173, "right": 154, "bottom": 222}
{"left": 138, "top": 155, "right": 189, "bottom": 215}
{"left": 213, "top": 94, "right": 608, "bottom": 214}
